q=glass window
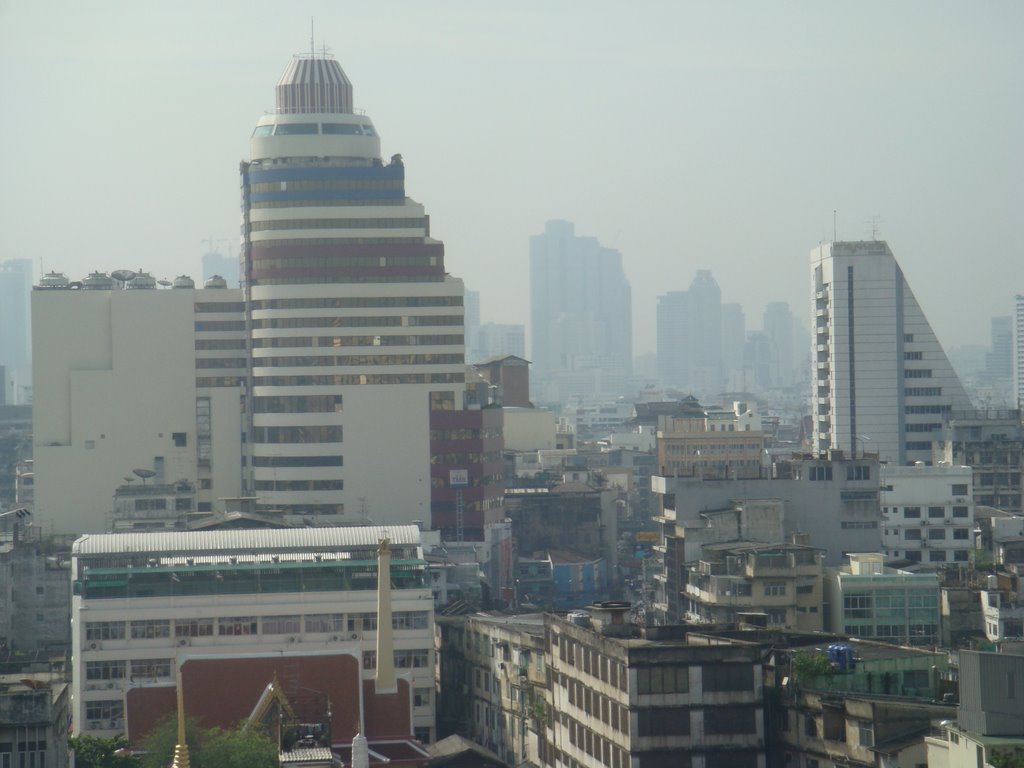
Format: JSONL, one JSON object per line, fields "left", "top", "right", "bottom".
{"left": 252, "top": 125, "right": 274, "bottom": 137}
{"left": 275, "top": 123, "right": 319, "bottom": 135}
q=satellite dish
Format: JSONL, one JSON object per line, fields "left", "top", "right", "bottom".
{"left": 133, "top": 468, "right": 156, "bottom": 484}
{"left": 123, "top": 477, "right": 134, "bottom": 483}
{"left": 158, "top": 279, "right": 172, "bottom": 287}
{"left": 111, "top": 270, "right": 137, "bottom": 283}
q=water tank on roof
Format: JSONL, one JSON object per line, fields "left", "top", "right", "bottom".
{"left": 827, "top": 642, "right": 856, "bottom": 672}
{"left": 127, "top": 271, "right": 156, "bottom": 289}
{"left": 172, "top": 275, "right": 196, "bottom": 289}
{"left": 567, "top": 611, "right": 591, "bottom": 627}
{"left": 204, "top": 275, "right": 228, "bottom": 289}
{"left": 82, "top": 271, "right": 114, "bottom": 290}
{"left": 39, "top": 271, "right": 69, "bottom": 288}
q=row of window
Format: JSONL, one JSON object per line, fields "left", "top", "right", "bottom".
{"left": 250, "top": 198, "right": 405, "bottom": 210}
{"left": 252, "top": 455, "right": 342, "bottom": 468}
{"left": 253, "top": 479, "right": 343, "bottom": 492}
{"left": 904, "top": 369, "right": 933, "bottom": 378}
{"left": 195, "top": 357, "right": 246, "bottom": 369}
{"left": 253, "top": 395, "right": 343, "bottom": 413}
{"left": 194, "top": 302, "right": 245, "bottom": 313}
{"left": 252, "top": 373, "right": 464, "bottom": 386}
{"left": 900, "top": 527, "right": 971, "bottom": 540}
{"left": 893, "top": 505, "right": 970, "bottom": 518}
{"left": 252, "top": 315, "right": 463, "bottom": 330}
{"left": 905, "top": 387, "right": 942, "bottom": 397}
{"left": 250, "top": 217, "right": 425, "bottom": 232}
{"left": 251, "top": 296, "right": 462, "bottom": 310}
{"left": 251, "top": 256, "right": 438, "bottom": 272}
{"left": 195, "top": 338, "right": 247, "bottom": 350}
{"left": 253, "top": 353, "right": 463, "bottom": 367}
{"left": 85, "top": 611, "right": 428, "bottom": 641}
{"left": 429, "top": 428, "right": 502, "bottom": 441}
{"left": 251, "top": 237, "right": 415, "bottom": 248}
{"left": 555, "top": 633, "right": 629, "bottom": 692}
{"left": 251, "top": 334, "right": 464, "bottom": 348}
{"left": 252, "top": 426, "right": 343, "bottom": 444}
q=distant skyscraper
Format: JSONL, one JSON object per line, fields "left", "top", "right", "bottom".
{"left": 812, "top": 241, "right": 971, "bottom": 465}
{"left": 529, "top": 220, "right": 632, "bottom": 383}
{"left": 0, "top": 259, "right": 32, "bottom": 402}
{"left": 464, "top": 288, "right": 481, "bottom": 361}
{"left": 721, "top": 302, "right": 746, "bottom": 385}
{"left": 201, "top": 250, "right": 239, "bottom": 287}
{"left": 763, "top": 301, "right": 796, "bottom": 389}
{"left": 241, "top": 54, "right": 465, "bottom": 523}
{"left": 656, "top": 270, "right": 722, "bottom": 395}
{"left": 475, "top": 322, "right": 526, "bottom": 361}
{"left": 985, "top": 314, "right": 1012, "bottom": 383}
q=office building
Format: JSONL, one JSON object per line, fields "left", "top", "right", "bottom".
{"left": 70, "top": 525, "right": 436, "bottom": 743}
{"left": 32, "top": 276, "right": 245, "bottom": 533}
{"left": 242, "top": 54, "right": 466, "bottom": 523}
{"left": 475, "top": 322, "right": 526, "bottom": 362}
{"left": 0, "top": 259, "right": 32, "bottom": 403}
{"left": 529, "top": 220, "right": 632, "bottom": 386}
{"left": 811, "top": 241, "right": 971, "bottom": 465}
{"left": 762, "top": 301, "right": 796, "bottom": 390}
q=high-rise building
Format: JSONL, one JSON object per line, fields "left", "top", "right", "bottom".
{"left": 0, "top": 259, "right": 32, "bottom": 403}
{"left": 1014, "top": 295, "right": 1024, "bottom": 406}
{"left": 811, "top": 241, "right": 971, "bottom": 465}
{"left": 721, "top": 301, "right": 746, "bottom": 386}
{"left": 241, "top": 54, "right": 466, "bottom": 523}
{"left": 763, "top": 301, "right": 795, "bottom": 389}
{"left": 529, "top": 220, "right": 632, "bottom": 385}
{"left": 463, "top": 288, "right": 481, "bottom": 360}
{"left": 985, "top": 315, "right": 1012, "bottom": 384}
{"left": 475, "top": 322, "right": 526, "bottom": 361}
{"left": 656, "top": 270, "right": 723, "bottom": 395}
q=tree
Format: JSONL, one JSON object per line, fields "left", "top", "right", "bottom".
{"left": 67, "top": 734, "right": 139, "bottom": 768}
{"left": 140, "top": 717, "right": 276, "bottom": 768}
{"left": 992, "top": 750, "right": 1024, "bottom": 768}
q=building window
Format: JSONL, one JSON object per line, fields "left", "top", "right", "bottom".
{"left": 846, "top": 465, "right": 871, "bottom": 481}
{"left": 174, "top": 618, "right": 214, "bottom": 637}
{"left": 954, "top": 550, "right": 969, "bottom": 562}
{"left": 703, "top": 706, "right": 756, "bottom": 735}
{"left": 763, "top": 582, "right": 787, "bottom": 597}
{"left": 904, "top": 529, "right": 921, "bottom": 540}
{"left": 928, "top": 550, "right": 947, "bottom": 562}
{"left": 928, "top": 528, "right": 946, "bottom": 540}
{"left": 952, "top": 484, "right": 969, "bottom": 496}
{"left": 86, "top": 660, "right": 126, "bottom": 680}
{"left": 702, "top": 664, "right": 753, "bottom": 692}
{"left": 953, "top": 528, "right": 970, "bottom": 540}
{"left": 86, "top": 621, "right": 126, "bottom": 641}
{"left": 172, "top": 432, "right": 187, "bottom": 447}
{"left": 638, "top": 708, "right": 691, "bottom": 736}
{"left": 130, "top": 620, "right": 171, "bottom": 639}
{"left": 636, "top": 666, "right": 689, "bottom": 694}
{"left": 858, "top": 720, "right": 874, "bottom": 747}
{"left": 219, "top": 617, "right": 257, "bottom": 635}
{"left": 262, "top": 616, "right": 301, "bottom": 634}
{"left": 843, "top": 594, "right": 872, "bottom": 618}
{"left": 952, "top": 506, "right": 969, "bottom": 518}
{"left": 130, "top": 658, "right": 172, "bottom": 680}
{"left": 903, "top": 507, "right": 921, "bottom": 519}
{"left": 414, "top": 687, "right": 431, "bottom": 707}
{"left": 928, "top": 506, "right": 946, "bottom": 518}
{"left": 809, "top": 466, "right": 833, "bottom": 481}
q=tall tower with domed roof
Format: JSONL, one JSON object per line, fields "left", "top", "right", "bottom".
{"left": 241, "top": 53, "right": 466, "bottom": 524}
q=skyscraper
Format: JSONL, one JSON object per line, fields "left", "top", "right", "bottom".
{"left": 529, "top": 220, "right": 632, "bottom": 385}
{"left": 763, "top": 301, "right": 796, "bottom": 389}
{"left": 0, "top": 259, "right": 32, "bottom": 403}
{"left": 241, "top": 54, "right": 465, "bottom": 524}
{"left": 656, "top": 270, "right": 723, "bottom": 395}
{"left": 811, "top": 240, "right": 971, "bottom": 465}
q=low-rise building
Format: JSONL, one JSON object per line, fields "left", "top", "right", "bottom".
{"left": 880, "top": 463, "right": 975, "bottom": 566}
{"left": 545, "top": 604, "right": 765, "bottom": 768}
{"left": 0, "top": 672, "right": 70, "bottom": 768}
{"left": 825, "top": 553, "right": 941, "bottom": 646}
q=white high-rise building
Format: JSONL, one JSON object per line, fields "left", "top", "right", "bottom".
{"left": 0, "top": 259, "right": 32, "bottom": 403}
{"left": 811, "top": 241, "right": 971, "bottom": 465}
{"left": 241, "top": 55, "right": 466, "bottom": 523}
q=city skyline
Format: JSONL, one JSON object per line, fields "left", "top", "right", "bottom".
{"left": 2, "top": 2, "right": 1022, "bottom": 357}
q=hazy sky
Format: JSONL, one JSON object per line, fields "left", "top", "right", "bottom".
{"left": 2, "top": 1, "right": 1021, "bottom": 356}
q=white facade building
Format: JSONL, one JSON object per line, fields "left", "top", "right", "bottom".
{"left": 880, "top": 464, "right": 975, "bottom": 566}
{"left": 32, "top": 279, "right": 244, "bottom": 533}
{"left": 241, "top": 55, "right": 465, "bottom": 524}
{"left": 811, "top": 241, "right": 971, "bottom": 465}
{"left": 70, "top": 525, "right": 435, "bottom": 741}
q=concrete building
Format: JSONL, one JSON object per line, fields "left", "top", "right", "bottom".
{"left": 32, "top": 278, "right": 245, "bottom": 532}
{"left": 811, "top": 240, "right": 971, "bottom": 465}
{"left": 0, "top": 259, "right": 32, "bottom": 404}
{"left": 682, "top": 540, "right": 824, "bottom": 631}
{"left": 474, "top": 355, "right": 531, "bottom": 409}
{"left": 655, "top": 401, "right": 769, "bottom": 481}
{"left": 652, "top": 452, "right": 883, "bottom": 569}
{"left": 934, "top": 408, "right": 1024, "bottom": 515}
{"left": 926, "top": 650, "right": 1024, "bottom": 767}
{"left": 435, "top": 613, "right": 546, "bottom": 765}
{"left": 880, "top": 463, "right": 976, "bottom": 566}
{"left": 529, "top": 220, "right": 632, "bottom": 388}
{"left": 70, "top": 525, "right": 437, "bottom": 743}
{"left": 824, "top": 553, "right": 941, "bottom": 646}
{"left": 242, "top": 54, "right": 466, "bottom": 524}
{"left": 763, "top": 301, "right": 797, "bottom": 390}
{"left": 545, "top": 606, "right": 765, "bottom": 768}
{"left": 0, "top": 672, "right": 70, "bottom": 768}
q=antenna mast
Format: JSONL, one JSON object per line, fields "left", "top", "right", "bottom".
{"left": 310, "top": 17, "right": 314, "bottom": 56}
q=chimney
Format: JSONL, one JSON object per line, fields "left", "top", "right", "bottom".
{"left": 374, "top": 538, "right": 396, "bottom": 693}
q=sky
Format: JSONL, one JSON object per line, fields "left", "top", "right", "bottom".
{"left": 1, "top": 1, "right": 1022, "bottom": 356}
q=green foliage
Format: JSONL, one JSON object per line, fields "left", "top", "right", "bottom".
{"left": 792, "top": 652, "right": 833, "bottom": 683}
{"left": 67, "top": 734, "right": 139, "bottom": 768}
{"left": 140, "top": 717, "right": 276, "bottom": 768}
{"left": 992, "top": 750, "right": 1024, "bottom": 768}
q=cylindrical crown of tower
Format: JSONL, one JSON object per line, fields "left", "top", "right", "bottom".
{"left": 276, "top": 56, "right": 353, "bottom": 114}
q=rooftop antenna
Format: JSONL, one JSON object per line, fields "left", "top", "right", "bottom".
{"left": 310, "top": 17, "right": 315, "bottom": 56}
{"left": 833, "top": 210, "right": 837, "bottom": 242}
{"left": 865, "top": 215, "right": 883, "bottom": 241}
